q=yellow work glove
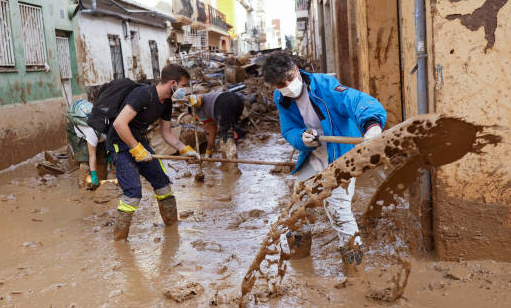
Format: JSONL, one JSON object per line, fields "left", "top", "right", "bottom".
{"left": 189, "top": 95, "right": 202, "bottom": 107}
{"left": 204, "top": 149, "right": 212, "bottom": 158}
{"left": 129, "top": 142, "right": 153, "bottom": 162}
{"left": 180, "top": 145, "right": 200, "bottom": 159}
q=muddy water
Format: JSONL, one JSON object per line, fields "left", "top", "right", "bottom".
{"left": 1, "top": 132, "right": 511, "bottom": 308}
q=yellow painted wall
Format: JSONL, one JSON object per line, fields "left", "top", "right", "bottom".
{"left": 217, "top": 0, "right": 237, "bottom": 37}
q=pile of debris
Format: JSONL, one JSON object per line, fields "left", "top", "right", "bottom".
{"left": 166, "top": 50, "right": 315, "bottom": 141}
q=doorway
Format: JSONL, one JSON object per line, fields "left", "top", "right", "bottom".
{"left": 149, "top": 40, "right": 160, "bottom": 80}
{"left": 55, "top": 31, "right": 73, "bottom": 105}
{"left": 130, "top": 30, "right": 141, "bottom": 79}
{"left": 108, "top": 34, "right": 125, "bottom": 80}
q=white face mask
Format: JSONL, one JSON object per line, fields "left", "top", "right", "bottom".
{"left": 279, "top": 74, "right": 303, "bottom": 98}
{"left": 171, "top": 85, "right": 187, "bottom": 100}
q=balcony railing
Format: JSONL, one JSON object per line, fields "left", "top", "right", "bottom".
{"left": 173, "top": 0, "right": 193, "bottom": 18}
{"left": 295, "top": 0, "right": 308, "bottom": 11}
{"left": 206, "top": 4, "right": 231, "bottom": 31}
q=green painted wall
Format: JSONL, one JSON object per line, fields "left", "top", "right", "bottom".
{"left": 0, "top": 0, "right": 85, "bottom": 106}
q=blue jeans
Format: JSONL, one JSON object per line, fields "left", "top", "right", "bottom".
{"left": 112, "top": 141, "right": 170, "bottom": 200}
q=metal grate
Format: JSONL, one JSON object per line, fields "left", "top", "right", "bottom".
{"left": 19, "top": 3, "right": 47, "bottom": 67}
{"left": 56, "top": 36, "right": 72, "bottom": 79}
{"left": 0, "top": 0, "right": 15, "bottom": 66}
{"left": 184, "top": 28, "right": 209, "bottom": 50}
{"left": 108, "top": 34, "right": 124, "bottom": 80}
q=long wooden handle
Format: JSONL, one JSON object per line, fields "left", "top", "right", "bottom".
{"left": 153, "top": 155, "right": 295, "bottom": 167}
{"left": 318, "top": 136, "right": 364, "bottom": 144}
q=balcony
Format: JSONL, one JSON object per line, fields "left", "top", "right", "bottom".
{"left": 171, "top": 0, "right": 193, "bottom": 26}
{"left": 206, "top": 4, "right": 232, "bottom": 32}
{"left": 295, "top": 0, "right": 308, "bottom": 20}
{"left": 196, "top": 0, "right": 207, "bottom": 23}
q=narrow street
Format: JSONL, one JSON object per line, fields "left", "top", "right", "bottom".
{"left": 0, "top": 0, "right": 510, "bottom": 307}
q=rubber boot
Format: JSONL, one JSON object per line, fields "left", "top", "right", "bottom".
{"left": 341, "top": 245, "right": 365, "bottom": 277}
{"left": 286, "top": 225, "right": 312, "bottom": 259}
{"left": 114, "top": 210, "right": 133, "bottom": 241}
{"left": 157, "top": 195, "right": 178, "bottom": 226}
{"left": 78, "top": 163, "right": 89, "bottom": 188}
{"left": 220, "top": 138, "right": 241, "bottom": 174}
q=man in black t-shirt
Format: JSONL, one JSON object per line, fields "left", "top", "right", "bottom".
{"left": 111, "top": 64, "right": 199, "bottom": 241}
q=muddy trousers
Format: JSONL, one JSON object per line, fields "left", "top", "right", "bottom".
{"left": 214, "top": 92, "right": 244, "bottom": 142}
{"left": 112, "top": 142, "right": 172, "bottom": 213}
{"left": 295, "top": 161, "right": 362, "bottom": 247}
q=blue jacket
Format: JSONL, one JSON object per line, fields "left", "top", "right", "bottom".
{"left": 274, "top": 70, "right": 387, "bottom": 174}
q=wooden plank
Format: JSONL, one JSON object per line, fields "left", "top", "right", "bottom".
{"left": 355, "top": 0, "right": 370, "bottom": 93}
{"left": 398, "top": 0, "right": 418, "bottom": 119}
{"left": 331, "top": 0, "right": 352, "bottom": 86}
{"left": 365, "top": 0, "right": 403, "bottom": 127}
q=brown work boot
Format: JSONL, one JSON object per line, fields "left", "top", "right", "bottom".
{"left": 157, "top": 196, "right": 178, "bottom": 226}
{"left": 78, "top": 163, "right": 89, "bottom": 188}
{"left": 341, "top": 245, "right": 365, "bottom": 277}
{"left": 286, "top": 228, "right": 312, "bottom": 259}
{"left": 220, "top": 138, "right": 241, "bottom": 174}
{"left": 114, "top": 210, "right": 133, "bottom": 241}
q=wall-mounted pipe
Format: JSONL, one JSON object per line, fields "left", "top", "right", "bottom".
{"left": 414, "top": 0, "right": 428, "bottom": 114}
{"left": 80, "top": 0, "right": 97, "bottom": 15}
{"left": 414, "top": 0, "right": 433, "bottom": 249}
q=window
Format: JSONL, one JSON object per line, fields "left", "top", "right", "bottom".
{"left": 149, "top": 40, "right": 159, "bottom": 79}
{"left": 108, "top": 34, "right": 125, "bottom": 80}
{"left": 56, "top": 36, "right": 72, "bottom": 79}
{"left": 0, "top": 0, "right": 15, "bottom": 67}
{"left": 19, "top": 3, "right": 47, "bottom": 69}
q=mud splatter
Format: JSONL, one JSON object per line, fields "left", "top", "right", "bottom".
{"left": 446, "top": 0, "right": 508, "bottom": 52}
{"left": 163, "top": 281, "right": 204, "bottom": 303}
{"left": 366, "top": 255, "right": 411, "bottom": 301}
{"left": 239, "top": 114, "right": 501, "bottom": 305}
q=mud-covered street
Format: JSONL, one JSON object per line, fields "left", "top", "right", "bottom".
{"left": 1, "top": 0, "right": 511, "bottom": 307}
{"left": 1, "top": 132, "right": 511, "bottom": 308}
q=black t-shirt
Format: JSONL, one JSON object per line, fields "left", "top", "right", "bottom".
{"left": 109, "top": 85, "right": 172, "bottom": 150}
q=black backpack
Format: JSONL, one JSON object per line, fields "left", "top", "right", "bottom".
{"left": 86, "top": 78, "right": 144, "bottom": 134}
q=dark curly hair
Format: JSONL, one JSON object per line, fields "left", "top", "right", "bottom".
{"left": 262, "top": 52, "right": 296, "bottom": 85}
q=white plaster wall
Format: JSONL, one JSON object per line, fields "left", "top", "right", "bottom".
{"left": 77, "top": 14, "right": 170, "bottom": 84}
{"left": 77, "top": 14, "right": 132, "bottom": 85}
{"left": 132, "top": 23, "right": 170, "bottom": 79}
{"left": 234, "top": 2, "right": 250, "bottom": 54}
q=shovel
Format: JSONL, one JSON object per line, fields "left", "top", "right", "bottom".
{"left": 153, "top": 155, "right": 295, "bottom": 167}
{"left": 190, "top": 81, "right": 205, "bottom": 182}
{"left": 317, "top": 135, "right": 364, "bottom": 144}
{"left": 306, "top": 129, "right": 364, "bottom": 145}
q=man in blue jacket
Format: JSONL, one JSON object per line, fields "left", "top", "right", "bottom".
{"left": 262, "top": 53, "right": 387, "bottom": 273}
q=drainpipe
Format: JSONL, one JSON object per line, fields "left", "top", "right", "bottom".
{"left": 415, "top": 0, "right": 428, "bottom": 114}
{"left": 70, "top": 0, "right": 95, "bottom": 18}
{"left": 80, "top": 0, "right": 97, "bottom": 15}
{"left": 414, "top": 0, "right": 433, "bottom": 249}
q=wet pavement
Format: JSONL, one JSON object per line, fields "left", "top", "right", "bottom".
{"left": 1, "top": 133, "right": 511, "bottom": 308}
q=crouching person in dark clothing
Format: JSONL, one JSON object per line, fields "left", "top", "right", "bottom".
{"left": 188, "top": 91, "right": 244, "bottom": 171}
{"left": 110, "top": 64, "right": 199, "bottom": 241}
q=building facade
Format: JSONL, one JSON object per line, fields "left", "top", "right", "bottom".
{"left": 157, "top": 0, "right": 232, "bottom": 57}
{"left": 0, "top": 0, "right": 85, "bottom": 170}
{"left": 218, "top": 0, "right": 266, "bottom": 54}
{"left": 74, "top": 0, "right": 174, "bottom": 86}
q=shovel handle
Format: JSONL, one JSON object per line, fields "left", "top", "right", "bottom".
{"left": 153, "top": 155, "right": 295, "bottom": 167}
{"left": 318, "top": 136, "right": 364, "bottom": 145}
